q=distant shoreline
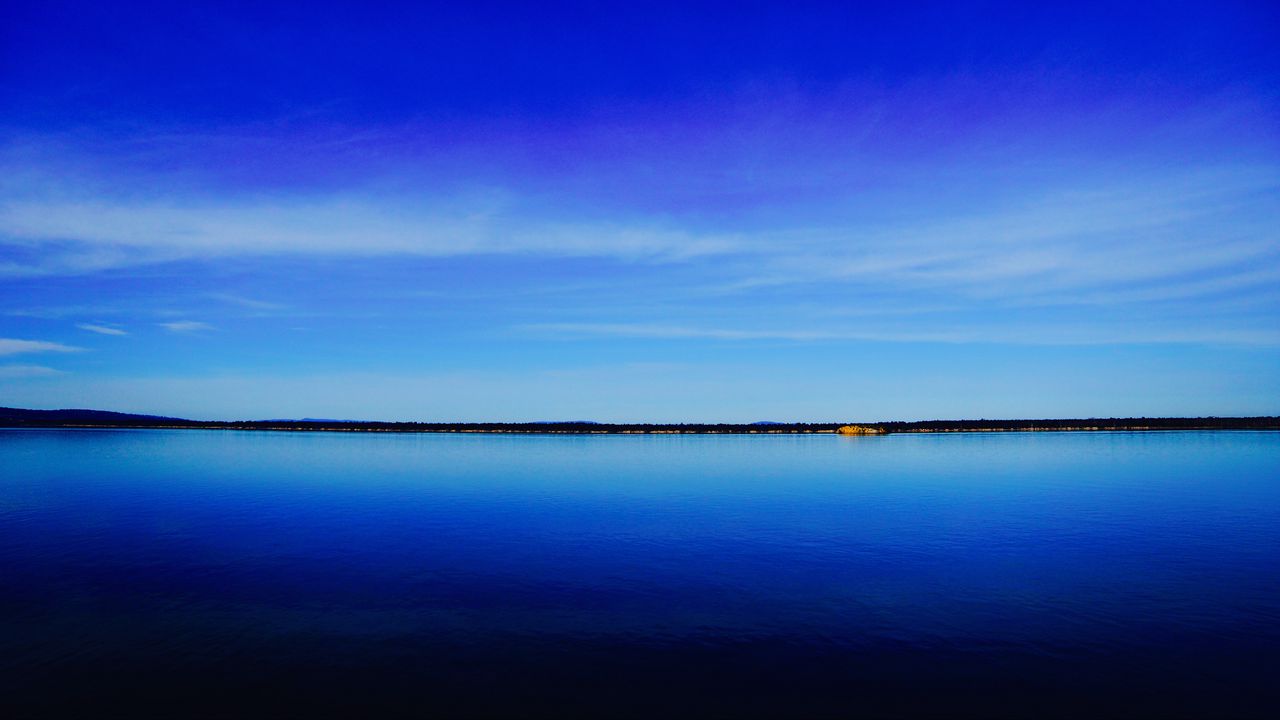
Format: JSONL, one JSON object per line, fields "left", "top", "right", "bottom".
{"left": 2, "top": 408, "right": 1276, "bottom": 434}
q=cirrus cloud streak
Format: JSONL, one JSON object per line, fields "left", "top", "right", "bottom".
{"left": 0, "top": 338, "right": 82, "bottom": 356}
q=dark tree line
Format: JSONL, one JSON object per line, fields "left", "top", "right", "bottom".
{"left": 2, "top": 408, "right": 1277, "bottom": 433}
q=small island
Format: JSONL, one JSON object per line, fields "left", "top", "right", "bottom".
{"left": 837, "top": 425, "right": 887, "bottom": 435}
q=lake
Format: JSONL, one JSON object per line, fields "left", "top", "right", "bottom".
{"left": 1, "top": 429, "right": 1277, "bottom": 718}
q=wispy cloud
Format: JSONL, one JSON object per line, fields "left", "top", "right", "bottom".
{"left": 208, "top": 293, "right": 286, "bottom": 311}
{"left": 525, "top": 323, "right": 845, "bottom": 342}
{"left": 0, "top": 364, "right": 64, "bottom": 378}
{"left": 0, "top": 194, "right": 739, "bottom": 277}
{"left": 523, "top": 322, "right": 1280, "bottom": 347}
{"left": 76, "top": 323, "right": 128, "bottom": 336}
{"left": 5, "top": 305, "right": 123, "bottom": 319}
{"left": 1, "top": 146, "right": 1273, "bottom": 314}
{"left": 709, "top": 169, "right": 1280, "bottom": 299}
{"left": 0, "top": 338, "right": 82, "bottom": 356}
{"left": 159, "top": 321, "right": 213, "bottom": 333}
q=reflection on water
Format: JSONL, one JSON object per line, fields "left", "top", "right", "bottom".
{"left": 1, "top": 430, "right": 1277, "bottom": 717}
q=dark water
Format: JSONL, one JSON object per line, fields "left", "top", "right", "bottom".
{"left": 1, "top": 429, "right": 1277, "bottom": 718}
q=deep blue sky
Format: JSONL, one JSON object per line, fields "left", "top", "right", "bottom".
{"left": 1, "top": 1, "right": 1278, "bottom": 421}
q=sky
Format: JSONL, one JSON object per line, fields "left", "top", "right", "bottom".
{"left": 1, "top": 1, "right": 1278, "bottom": 422}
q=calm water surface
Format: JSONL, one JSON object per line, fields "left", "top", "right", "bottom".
{"left": 1, "top": 429, "right": 1277, "bottom": 718}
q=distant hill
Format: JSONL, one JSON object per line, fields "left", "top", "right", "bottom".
{"left": 0, "top": 407, "right": 192, "bottom": 425}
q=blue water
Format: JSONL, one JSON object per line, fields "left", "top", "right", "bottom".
{"left": 2, "top": 429, "right": 1277, "bottom": 718}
